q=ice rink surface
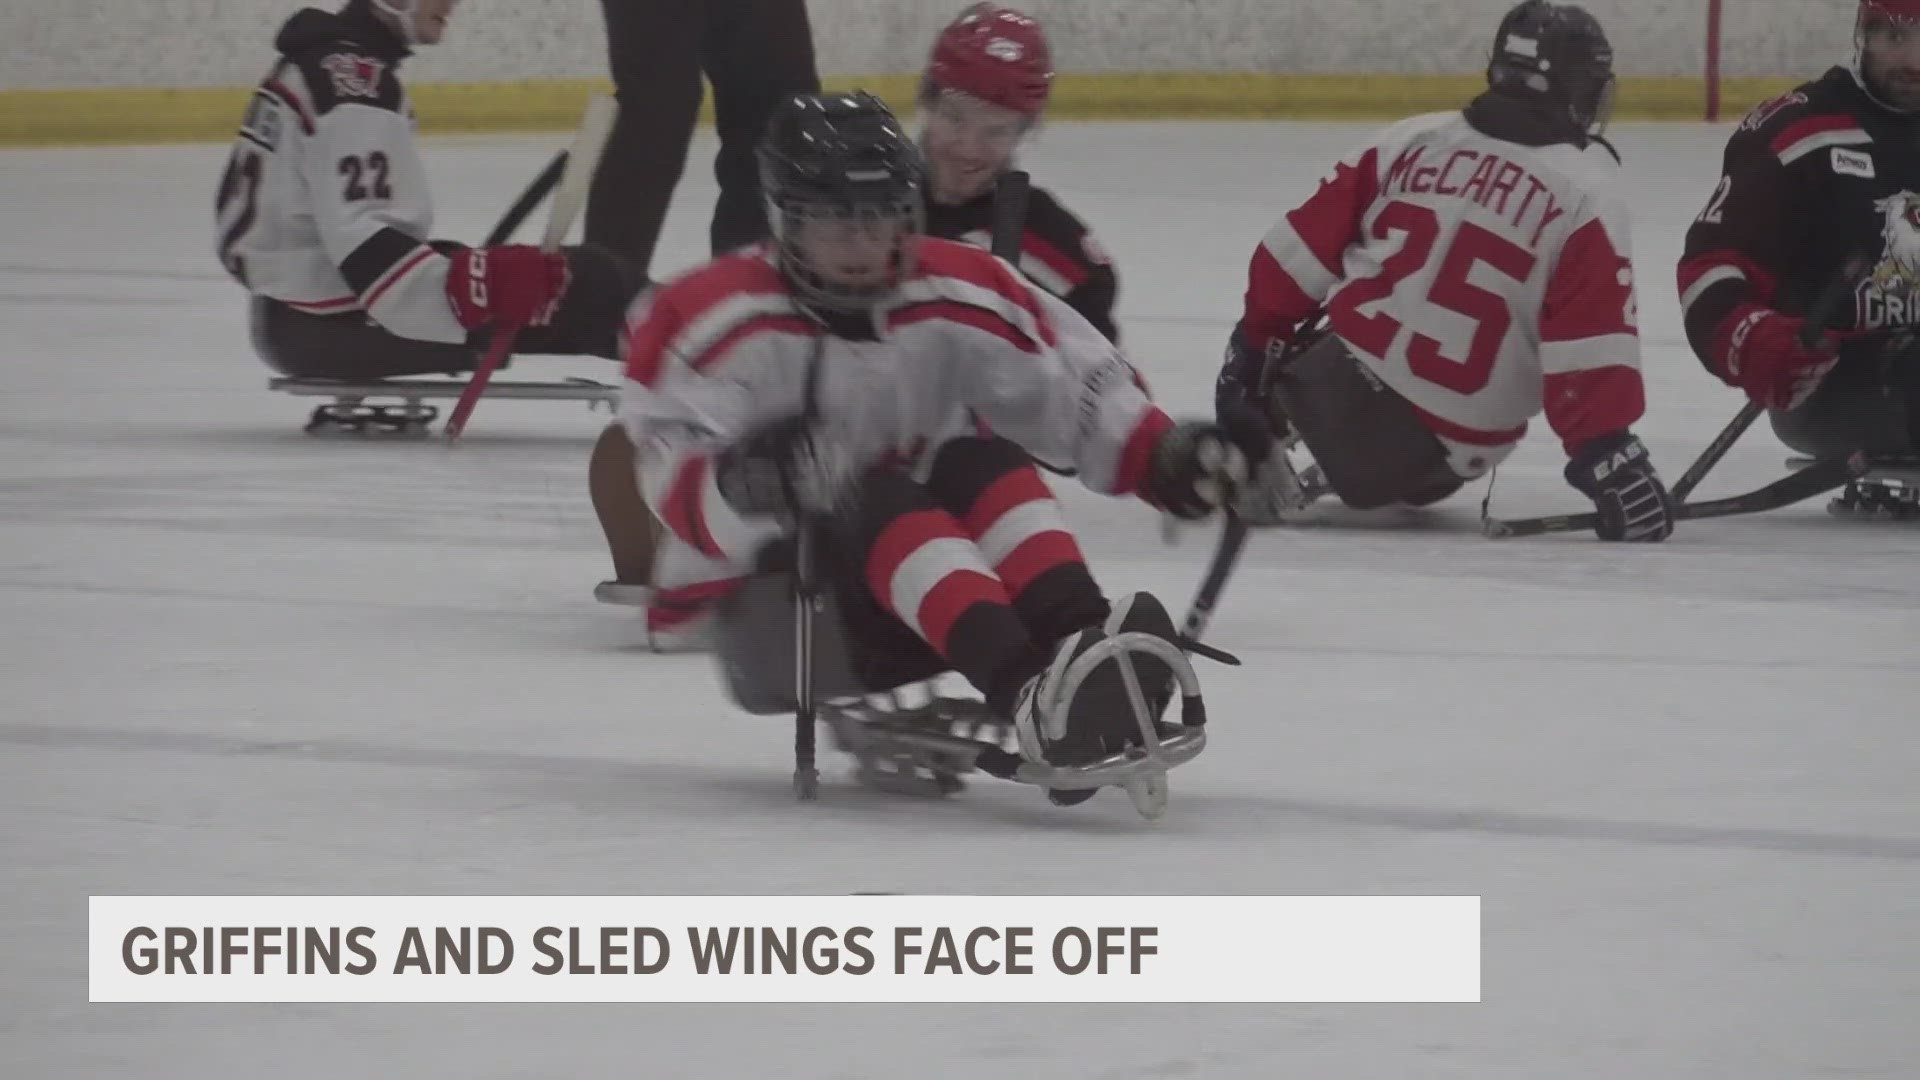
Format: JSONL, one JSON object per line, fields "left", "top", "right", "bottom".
{"left": 3, "top": 120, "right": 1917, "bottom": 1078}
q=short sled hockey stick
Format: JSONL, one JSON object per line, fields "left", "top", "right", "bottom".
{"left": 1663, "top": 254, "right": 1868, "bottom": 502}
{"left": 1484, "top": 454, "right": 1866, "bottom": 538}
{"left": 446, "top": 95, "right": 619, "bottom": 442}
{"left": 990, "top": 169, "right": 1031, "bottom": 261}
{"left": 1178, "top": 511, "right": 1248, "bottom": 661}
{"left": 1485, "top": 254, "right": 1871, "bottom": 537}
{"left": 482, "top": 149, "right": 568, "bottom": 247}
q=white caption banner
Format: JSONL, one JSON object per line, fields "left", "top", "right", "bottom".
{"left": 90, "top": 895, "right": 1480, "bottom": 1003}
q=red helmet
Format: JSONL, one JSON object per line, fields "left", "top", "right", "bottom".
{"left": 923, "top": 3, "right": 1055, "bottom": 118}
{"left": 1861, "top": 0, "right": 1920, "bottom": 24}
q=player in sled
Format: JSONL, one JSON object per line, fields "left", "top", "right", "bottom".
{"left": 214, "top": 0, "right": 640, "bottom": 432}
{"left": 587, "top": 3, "right": 1125, "bottom": 605}
{"left": 602, "top": 92, "right": 1256, "bottom": 808}
{"left": 1678, "top": 0, "right": 1920, "bottom": 518}
{"left": 1212, "top": 1, "right": 1675, "bottom": 543}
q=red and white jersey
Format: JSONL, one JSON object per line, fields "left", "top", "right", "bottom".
{"left": 619, "top": 239, "right": 1172, "bottom": 566}
{"left": 1244, "top": 111, "right": 1644, "bottom": 473}
{"left": 212, "top": 8, "right": 464, "bottom": 344}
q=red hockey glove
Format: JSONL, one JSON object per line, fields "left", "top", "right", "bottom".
{"left": 1715, "top": 303, "right": 1841, "bottom": 410}
{"left": 444, "top": 244, "right": 570, "bottom": 331}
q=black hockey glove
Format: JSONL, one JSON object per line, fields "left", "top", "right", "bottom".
{"left": 1564, "top": 433, "right": 1676, "bottom": 543}
{"left": 1147, "top": 419, "right": 1256, "bottom": 520}
{"left": 714, "top": 416, "right": 851, "bottom": 518}
{"left": 1213, "top": 326, "right": 1276, "bottom": 465}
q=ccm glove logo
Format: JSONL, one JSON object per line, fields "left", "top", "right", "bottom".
{"left": 464, "top": 249, "right": 489, "bottom": 308}
{"left": 1723, "top": 307, "right": 1768, "bottom": 379}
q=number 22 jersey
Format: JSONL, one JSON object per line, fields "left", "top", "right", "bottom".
{"left": 1240, "top": 111, "right": 1645, "bottom": 475}
{"left": 212, "top": 6, "right": 466, "bottom": 345}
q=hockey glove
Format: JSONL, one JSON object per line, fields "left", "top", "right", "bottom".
{"left": 1715, "top": 303, "right": 1841, "bottom": 410}
{"left": 714, "top": 416, "right": 854, "bottom": 518}
{"left": 444, "top": 244, "right": 571, "bottom": 331}
{"left": 1213, "top": 325, "right": 1277, "bottom": 464}
{"left": 1564, "top": 433, "right": 1676, "bottom": 543}
{"left": 1147, "top": 420, "right": 1253, "bottom": 520}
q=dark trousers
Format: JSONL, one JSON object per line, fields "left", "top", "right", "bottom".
{"left": 1768, "top": 339, "right": 1920, "bottom": 460}
{"left": 735, "top": 438, "right": 1105, "bottom": 706}
{"left": 588, "top": 0, "right": 821, "bottom": 277}
{"left": 1271, "top": 332, "right": 1466, "bottom": 509}
{"left": 251, "top": 246, "right": 638, "bottom": 380}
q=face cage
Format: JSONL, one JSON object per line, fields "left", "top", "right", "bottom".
{"left": 1857, "top": 9, "right": 1920, "bottom": 110}
{"left": 1576, "top": 72, "right": 1618, "bottom": 138}
{"left": 370, "top": 0, "right": 421, "bottom": 44}
{"left": 770, "top": 199, "right": 926, "bottom": 314}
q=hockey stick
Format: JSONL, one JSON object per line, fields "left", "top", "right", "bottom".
{"left": 446, "top": 95, "right": 619, "bottom": 442}
{"left": 1665, "top": 255, "right": 1867, "bottom": 500}
{"left": 789, "top": 333, "right": 833, "bottom": 800}
{"left": 482, "top": 149, "right": 568, "bottom": 247}
{"left": 1484, "top": 453, "right": 1865, "bottom": 538}
{"left": 991, "top": 169, "right": 1031, "bottom": 261}
{"left": 1177, "top": 511, "right": 1248, "bottom": 661}
{"left": 1484, "top": 253, "right": 1870, "bottom": 537}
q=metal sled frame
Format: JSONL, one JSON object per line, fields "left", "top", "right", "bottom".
{"left": 270, "top": 376, "right": 617, "bottom": 434}
{"left": 1794, "top": 454, "right": 1920, "bottom": 518}
{"left": 810, "top": 633, "right": 1208, "bottom": 821}
{"left": 270, "top": 375, "right": 618, "bottom": 405}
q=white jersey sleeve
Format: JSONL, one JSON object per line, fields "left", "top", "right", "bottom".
{"left": 949, "top": 276, "right": 1170, "bottom": 497}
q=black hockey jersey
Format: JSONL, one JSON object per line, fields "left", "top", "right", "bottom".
{"left": 1679, "top": 66, "right": 1920, "bottom": 381}
{"left": 924, "top": 184, "right": 1120, "bottom": 342}
{"left": 214, "top": 4, "right": 465, "bottom": 344}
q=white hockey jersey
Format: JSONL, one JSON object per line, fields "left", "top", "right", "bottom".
{"left": 1243, "top": 111, "right": 1644, "bottom": 475}
{"left": 619, "top": 238, "right": 1172, "bottom": 568}
{"left": 213, "top": 7, "right": 464, "bottom": 344}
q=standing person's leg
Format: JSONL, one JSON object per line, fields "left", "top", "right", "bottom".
{"left": 586, "top": 0, "right": 707, "bottom": 279}
{"left": 702, "top": 0, "right": 821, "bottom": 256}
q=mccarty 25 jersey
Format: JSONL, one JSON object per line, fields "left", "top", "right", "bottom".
{"left": 1242, "top": 110, "right": 1646, "bottom": 475}
{"left": 213, "top": 8, "right": 464, "bottom": 345}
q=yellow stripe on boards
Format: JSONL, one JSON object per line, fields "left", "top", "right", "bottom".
{"left": 0, "top": 74, "right": 1808, "bottom": 147}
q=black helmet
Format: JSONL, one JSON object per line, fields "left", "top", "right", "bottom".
{"left": 1484, "top": 1, "right": 1617, "bottom": 142}
{"left": 757, "top": 91, "right": 927, "bottom": 312}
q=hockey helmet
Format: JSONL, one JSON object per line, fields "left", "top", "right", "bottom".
{"left": 1485, "top": 0, "right": 1617, "bottom": 140}
{"left": 923, "top": 3, "right": 1055, "bottom": 118}
{"left": 1855, "top": 0, "right": 1920, "bottom": 112}
{"left": 757, "top": 92, "right": 928, "bottom": 313}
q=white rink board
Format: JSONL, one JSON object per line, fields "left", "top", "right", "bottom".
{"left": 0, "top": 0, "right": 1861, "bottom": 90}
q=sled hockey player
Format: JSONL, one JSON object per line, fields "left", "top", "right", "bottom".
{"left": 1678, "top": 0, "right": 1920, "bottom": 517}
{"left": 917, "top": 3, "right": 1121, "bottom": 342}
{"left": 600, "top": 92, "right": 1251, "bottom": 804}
{"left": 585, "top": 3, "right": 1126, "bottom": 616}
{"left": 215, "top": 0, "right": 638, "bottom": 391}
{"left": 1213, "top": 0, "right": 1675, "bottom": 542}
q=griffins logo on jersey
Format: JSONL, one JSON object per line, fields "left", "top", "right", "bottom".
{"left": 1859, "top": 191, "right": 1920, "bottom": 328}
{"left": 320, "top": 53, "right": 386, "bottom": 99}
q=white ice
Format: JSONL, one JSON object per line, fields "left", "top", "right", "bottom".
{"left": 3, "top": 121, "right": 1917, "bottom": 1078}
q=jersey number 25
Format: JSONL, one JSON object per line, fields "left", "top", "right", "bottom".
{"left": 1329, "top": 200, "right": 1537, "bottom": 395}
